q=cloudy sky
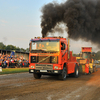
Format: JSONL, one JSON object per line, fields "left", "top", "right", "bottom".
{"left": 0, "top": 0, "right": 99, "bottom": 53}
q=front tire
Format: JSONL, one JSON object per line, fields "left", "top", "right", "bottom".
{"left": 58, "top": 67, "right": 67, "bottom": 80}
{"left": 34, "top": 73, "right": 41, "bottom": 79}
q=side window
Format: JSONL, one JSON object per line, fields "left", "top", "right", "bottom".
{"left": 61, "top": 42, "right": 65, "bottom": 50}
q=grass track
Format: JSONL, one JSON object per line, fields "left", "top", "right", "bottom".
{"left": 0, "top": 68, "right": 29, "bottom": 75}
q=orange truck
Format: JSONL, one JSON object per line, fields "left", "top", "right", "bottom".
{"left": 76, "top": 47, "right": 96, "bottom": 74}
{"left": 29, "top": 37, "right": 79, "bottom": 80}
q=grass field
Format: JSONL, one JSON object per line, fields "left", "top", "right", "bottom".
{"left": 0, "top": 68, "right": 29, "bottom": 75}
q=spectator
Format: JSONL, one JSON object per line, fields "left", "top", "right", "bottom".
{"left": 0, "top": 57, "right": 2, "bottom": 66}
{"left": 0, "top": 54, "right": 29, "bottom": 68}
{"left": 3, "top": 58, "right": 7, "bottom": 68}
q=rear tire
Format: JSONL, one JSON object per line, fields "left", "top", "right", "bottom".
{"left": 73, "top": 65, "right": 79, "bottom": 78}
{"left": 58, "top": 67, "right": 67, "bottom": 80}
{"left": 34, "top": 73, "right": 41, "bottom": 79}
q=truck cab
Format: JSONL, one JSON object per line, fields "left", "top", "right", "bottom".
{"left": 29, "top": 37, "right": 79, "bottom": 80}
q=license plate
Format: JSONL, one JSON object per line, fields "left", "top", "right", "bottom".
{"left": 30, "top": 70, "right": 34, "bottom": 72}
{"left": 40, "top": 70, "right": 47, "bottom": 72}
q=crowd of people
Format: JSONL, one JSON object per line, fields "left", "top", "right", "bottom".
{"left": 0, "top": 53, "right": 29, "bottom": 68}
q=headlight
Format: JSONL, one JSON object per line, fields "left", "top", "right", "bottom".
{"left": 31, "top": 66, "right": 35, "bottom": 68}
{"left": 54, "top": 66, "right": 58, "bottom": 69}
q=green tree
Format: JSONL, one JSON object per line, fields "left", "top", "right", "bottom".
{"left": 5, "top": 45, "right": 16, "bottom": 50}
{"left": 20, "top": 48, "right": 26, "bottom": 52}
{"left": 0, "top": 42, "right": 28, "bottom": 53}
{"left": 16, "top": 47, "right": 20, "bottom": 51}
{"left": 0, "top": 42, "right": 6, "bottom": 49}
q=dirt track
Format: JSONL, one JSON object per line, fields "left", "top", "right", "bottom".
{"left": 0, "top": 67, "right": 100, "bottom": 100}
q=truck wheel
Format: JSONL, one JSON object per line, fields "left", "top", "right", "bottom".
{"left": 34, "top": 73, "right": 41, "bottom": 79}
{"left": 74, "top": 65, "right": 79, "bottom": 78}
{"left": 58, "top": 67, "right": 67, "bottom": 80}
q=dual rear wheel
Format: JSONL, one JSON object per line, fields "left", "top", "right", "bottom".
{"left": 69, "top": 65, "right": 79, "bottom": 78}
{"left": 73, "top": 65, "right": 79, "bottom": 78}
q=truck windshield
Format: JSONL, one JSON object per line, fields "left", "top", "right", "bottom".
{"left": 82, "top": 52, "right": 91, "bottom": 59}
{"left": 31, "top": 41, "right": 59, "bottom": 53}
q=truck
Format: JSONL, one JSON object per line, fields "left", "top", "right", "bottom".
{"left": 29, "top": 37, "right": 79, "bottom": 80}
{"left": 76, "top": 47, "right": 96, "bottom": 74}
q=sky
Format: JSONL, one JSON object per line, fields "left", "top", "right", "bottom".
{"left": 0, "top": 0, "right": 99, "bottom": 54}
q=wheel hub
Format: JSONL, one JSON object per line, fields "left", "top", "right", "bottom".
{"left": 76, "top": 69, "right": 79, "bottom": 75}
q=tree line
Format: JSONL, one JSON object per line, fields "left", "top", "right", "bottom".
{"left": 0, "top": 42, "right": 29, "bottom": 52}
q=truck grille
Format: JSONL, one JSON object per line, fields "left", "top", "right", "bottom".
{"left": 31, "top": 56, "right": 58, "bottom": 64}
{"left": 35, "top": 64, "right": 53, "bottom": 70}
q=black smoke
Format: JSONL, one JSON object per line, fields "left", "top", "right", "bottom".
{"left": 41, "top": 0, "right": 100, "bottom": 45}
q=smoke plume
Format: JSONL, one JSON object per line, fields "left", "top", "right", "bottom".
{"left": 41, "top": 0, "right": 100, "bottom": 45}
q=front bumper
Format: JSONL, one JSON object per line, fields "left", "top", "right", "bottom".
{"left": 29, "top": 69, "right": 63, "bottom": 75}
